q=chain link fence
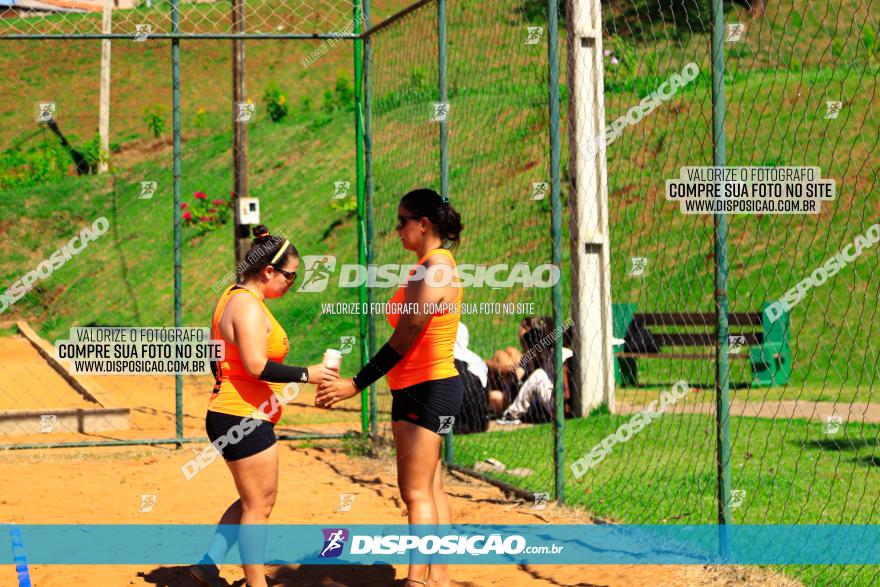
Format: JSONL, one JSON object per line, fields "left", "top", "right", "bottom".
{"left": 0, "top": 1, "right": 381, "bottom": 448}
{"left": 370, "top": 1, "right": 879, "bottom": 585}
{"left": 1, "top": 0, "right": 878, "bottom": 583}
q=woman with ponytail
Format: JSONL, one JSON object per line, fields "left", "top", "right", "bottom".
{"left": 317, "top": 188, "right": 464, "bottom": 587}
{"left": 191, "top": 225, "right": 338, "bottom": 587}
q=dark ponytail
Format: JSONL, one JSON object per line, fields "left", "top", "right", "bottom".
{"left": 400, "top": 188, "right": 463, "bottom": 249}
{"left": 239, "top": 224, "right": 299, "bottom": 280}
{"left": 519, "top": 316, "right": 556, "bottom": 383}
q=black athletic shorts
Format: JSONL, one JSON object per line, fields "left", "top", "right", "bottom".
{"left": 205, "top": 410, "right": 277, "bottom": 461}
{"left": 391, "top": 375, "right": 464, "bottom": 434}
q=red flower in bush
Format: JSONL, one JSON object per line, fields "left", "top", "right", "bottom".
{"left": 180, "top": 202, "right": 188, "bottom": 209}
{"left": 212, "top": 198, "right": 224, "bottom": 206}
{"left": 194, "top": 192, "right": 207, "bottom": 200}
{"left": 183, "top": 211, "right": 193, "bottom": 221}
{"left": 208, "top": 207, "right": 218, "bottom": 213}
{"left": 200, "top": 216, "right": 209, "bottom": 222}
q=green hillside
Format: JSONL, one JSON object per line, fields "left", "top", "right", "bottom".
{"left": 0, "top": 0, "right": 876, "bottom": 475}
{"left": 0, "top": 0, "right": 877, "bottom": 388}
{"left": 1, "top": 1, "right": 878, "bottom": 586}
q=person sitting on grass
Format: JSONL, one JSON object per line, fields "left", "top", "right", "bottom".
{"left": 452, "top": 321, "right": 490, "bottom": 434}
{"left": 495, "top": 316, "right": 572, "bottom": 425}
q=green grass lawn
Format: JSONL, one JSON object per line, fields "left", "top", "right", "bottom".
{"left": 454, "top": 414, "right": 880, "bottom": 585}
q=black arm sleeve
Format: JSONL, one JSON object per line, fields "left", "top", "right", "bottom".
{"left": 352, "top": 342, "right": 404, "bottom": 391}
{"left": 259, "top": 360, "right": 309, "bottom": 383}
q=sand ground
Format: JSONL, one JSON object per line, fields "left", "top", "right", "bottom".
{"left": 0, "top": 333, "right": 799, "bottom": 586}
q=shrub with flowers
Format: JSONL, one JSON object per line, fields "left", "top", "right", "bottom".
{"left": 602, "top": 35, "right": 643, "bottom": 92}
{"left": 180, "top": 191, "right": 232, "bottom": 237}
{"left": 263, "top": 82, "right": 289, "bottom": 123}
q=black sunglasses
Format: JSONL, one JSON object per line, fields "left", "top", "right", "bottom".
{"left": 396, "top": 214, "right": 422, "bottom": 229}
{"left": 272, "top": 266, "right": 297, "bottom": 285}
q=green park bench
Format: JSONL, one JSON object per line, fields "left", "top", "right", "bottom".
{"left": 612, "top": 302, "right": 791, "bottom": 387}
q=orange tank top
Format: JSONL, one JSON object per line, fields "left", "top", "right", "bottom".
{"left": 208, "top": 284, "right": 291, "bottom": 424}
{"left": 386, "top": 248, "right": 462, "bottom": 390}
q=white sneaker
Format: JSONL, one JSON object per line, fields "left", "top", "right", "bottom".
{"left": 495, "top": 415, "right": 521, "bottom": 425}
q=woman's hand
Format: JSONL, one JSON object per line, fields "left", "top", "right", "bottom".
{"left": 307, "top": 363, "right": 339, "bottom": 385}
{"left": 315, "top": 378, "right": 359, "bottom": 408}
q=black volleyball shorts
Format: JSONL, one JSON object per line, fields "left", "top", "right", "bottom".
{"left": 390, "top": 375, "right": 464, "bottom": 434}
{"left": 205, "top": 410, "right": 277, "bottom": 461}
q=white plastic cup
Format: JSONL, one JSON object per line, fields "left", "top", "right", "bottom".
{"left": 323, "top": 349, "right": 342, "bottom": 371}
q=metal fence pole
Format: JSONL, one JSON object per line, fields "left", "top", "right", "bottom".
{"left": 548, "top": 0, "right": 565, "bottom": 504}
{"left": 438, "top": 0, "right": 449, "bottom": 203}
{"left": 437, "top": 0, "right": 454, "bottom": 464}
{"left": 363, "top": 0, "right": 378, "bottom": 438}
{"left": 354, "top": 0, "right": 369, "bottom": 436}
{"left": 711, "top": 0, "right": 733, "bottom": 539}
{"left": 171, "top": 0, "right": 183, "bottom": 446}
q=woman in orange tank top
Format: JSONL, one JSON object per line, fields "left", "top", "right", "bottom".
{"left": 316, "top": 188, "right": 464, "bottom": 587}
{"left": 191, "top": 225, "right": 338, "bottom": 587}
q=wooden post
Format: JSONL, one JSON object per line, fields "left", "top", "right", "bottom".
{"left": 232, "top": 0, "right": 250, "bottom": 268}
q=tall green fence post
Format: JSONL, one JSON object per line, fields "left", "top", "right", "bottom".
{"left": 171, "top": 0, "right": 183, "bottom": 446}
{"left": 354, "top": 0, "right": 369, "bottom": 436}
{"left": 438, "top": 0, "right": 449, "bottom": 202}
{"left": 711, "top": 0, "right": 733, "bottom": 546}
{"left": 437, "top": 0, "right": 454, "bottom": 464}
{"left": 363, "top": 1, "right": 377, "bottom": 439}
{"left": 547, "top": 0, "right": 564, "bottom": 504}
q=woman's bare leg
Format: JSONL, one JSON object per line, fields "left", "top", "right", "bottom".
{"left": 225, "top": 444, "right": 279, "bottom": 587}
{"left": 393, "top": 420, "right": 445, "bottom": 587}
{"left": 204, "top": 499, "right": 242, "bottom": 565}
{"left": 428, "top": 457, "right": 451, "bottom": 587}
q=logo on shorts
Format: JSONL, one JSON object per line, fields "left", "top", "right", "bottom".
{"left": 437, "top": 416, "right": 455, "bottom": 434}
{"left": 320, "top": 528, "right": 349, "bottom": 558}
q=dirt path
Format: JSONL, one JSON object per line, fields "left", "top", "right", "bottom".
{"left": 617, "top": 399, "right": 880, "bottom": 424}
{"left": 0, "top": 443, "right": 797, "bottom": 586}
{"left": 0, "top": 331, "right": 802, "bottom": 585}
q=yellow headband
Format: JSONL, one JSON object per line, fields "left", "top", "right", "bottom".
{"left": 270, "top": 239, "right": 290, "bottom": 265}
